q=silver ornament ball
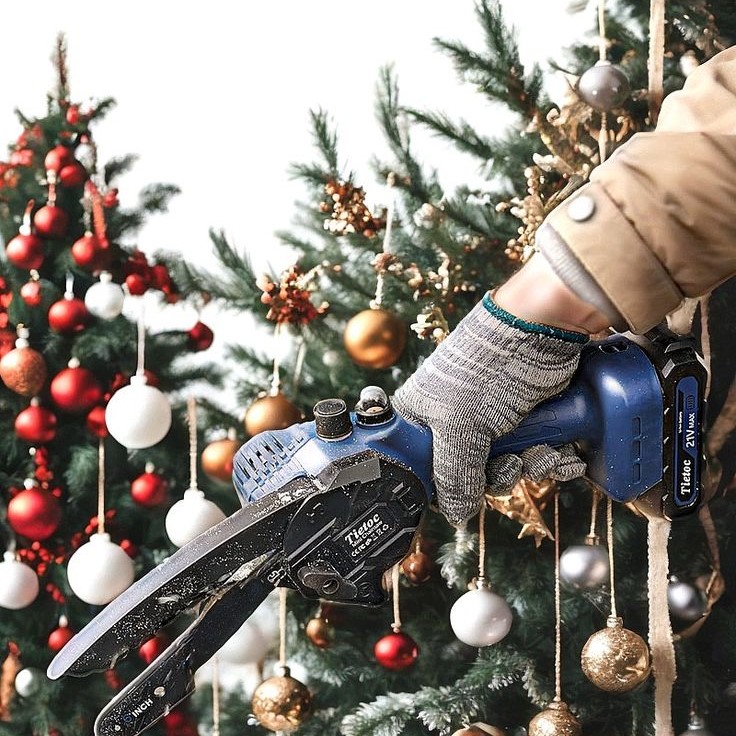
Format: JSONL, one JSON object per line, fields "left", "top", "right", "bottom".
{"left": 577, "top": 60, "right": 630, "bottom": 111}
{"left": 560, "top": 543, "right": 609, "bottom": 590}
{"left": 449, "top": 584, "right": 513, "bottom": 647}
{"left": 668, "top": 579, "right": 707, "bottom": 622}
{"left": 84, "top": 272, "right": 125, "bottom": 320}
{"left": 15, "top": 667, "right": 44, "bottom": 697}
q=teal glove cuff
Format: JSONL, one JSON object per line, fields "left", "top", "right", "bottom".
{"left": 482, "top": 292, "right": 589, "bottom": 345}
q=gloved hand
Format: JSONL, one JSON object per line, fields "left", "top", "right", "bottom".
{"left": 392, "top": 293, "right": 587, "bottom": 526}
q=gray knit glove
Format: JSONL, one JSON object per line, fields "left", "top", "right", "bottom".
{"left": 393, "top": 293, "right": 587, "bottom": 526}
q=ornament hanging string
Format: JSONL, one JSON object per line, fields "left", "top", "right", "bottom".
{"left": 211, "top": 656, "right": 221, "bottom": 736}
{"left": 648, "top": 0, "right": 666, "bottom": 124}
{"left": 136, "top": 298, "right": 146, "bottom": 376}
{"left": 270, "top": 323, "right": 283, "bottom": 396}
{"left": 291, "top": 337, "right": 308, "bottom": 398}
{"left": 606, "top": 497, "right": 617, "bottom": 619}
{"left": 391, "top": 564, "right": 402, "bottom": 632}
{"left": 97, "top": 438, "right": 106, "bottom": 535}
{"left": 648, "top": 516, "right": 675, "bottom": 736}
{"left": 478, "top": 503, "right": 487, "bottom": 581}
{"left": 372, "top": 173, "right": 397, "bottom": 310}
{"left": 187, "top": 397, "right": 198, "bottom": 491}
{"left": 553, "top": 492, "right": 562, "bottom": 702}
{"left": 65, "top": 272, "right": 74, "bottom": 299}
{"left": 278, "top": 587, "right": 287, "bottom": 667}
{"left": 588, "top": 486, "right": 601, "bottom": 540}
{"left": 597, "top": 0, "right": 610, "bottom": 164}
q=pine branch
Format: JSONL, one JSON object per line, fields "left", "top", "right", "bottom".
{"left": 103, "top": 154, "right": 139, "bottom": 185}
{"left": 340, "top": 692, "right": 416, "bottom": 736}
{"left": 138, "top": 183, "right": 181, "bottom": 214}
{"left": 403, "top": 109, "right": 497, "bottom": 162}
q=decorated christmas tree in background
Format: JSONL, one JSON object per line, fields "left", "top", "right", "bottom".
{"left": 177, "top": 2, "right": 736, "bottom": 736}
{"left": 0, "top": 36, "right": 243, "bottom": 736}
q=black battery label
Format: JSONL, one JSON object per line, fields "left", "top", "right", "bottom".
{"left": 674, "top": 376, "right": 700, "bottom": 508}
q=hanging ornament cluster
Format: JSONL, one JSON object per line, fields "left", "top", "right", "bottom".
{"left": 320, "top": 178, "right": 384, "bottom": 237}
{"left": 165, "top": 398, "right": 226, "bottom": 548}
{"left": 123, "top": 249, "right": 178, "bottom": 301}
{"left": 256, "top": 265, "right": 329, "bottom": 325}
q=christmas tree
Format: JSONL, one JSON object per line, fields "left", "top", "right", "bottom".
{"left": 177, "top": 2, "right": 736, "bottom": 736}
{"left": 0, "top": 36, "right": 241, "bottom": 735}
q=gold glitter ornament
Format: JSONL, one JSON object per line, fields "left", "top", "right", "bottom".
{"left": 581, "top": 616, "right": 651, "bottom": 693}
{"left": 528, "top": 700, "right": 582, "bottom": 736}
{"left": 251, "top": 666, "right": 313, "bottom": 733}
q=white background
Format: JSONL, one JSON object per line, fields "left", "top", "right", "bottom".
{"left": 0, "top": 1, "right": 592, "bottom": 410}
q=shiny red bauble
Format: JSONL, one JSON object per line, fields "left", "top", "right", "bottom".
{"left": 48, "top": 622, "right": 75, "bottom": 652}
{"left": 6, "top": 233, "right": 44, "bottom": 270}
{"left": 374, "top": 631, "right": 419, "bottom": 671}
{"left": 130, "top": 471, "right": 168, "bottom": 508}
{"left": 48, "top": 297, "right": 89, "bottom": 335}
{"left": 20, "top": 279, "right": 43, "bottom": 306}
{"left": 8, "top": 485, "right": 62, "bottom": 540}
{"left": 66, "top": 105, "right": 80, "bottom": 125}
{"left": 44, "top": 145, "right": 74, "bottom": 172}
{"left": 86, "top": 405, "right": 108, "bottom": 437}
{"left": 71, "top": 233, "right": 108, "bottom": 271}
{"left": 187, "top": 321, "right": 214, "bottom": 352}
{"left": 50, "top": 364, "right": 103, "bottom": 413}
{"left": 58, "top": 162, "right": 87, "bottom": 188}
{"left": 15, "top": 403, "right": 57, "bottom": 444}
{"left": 34, "top": 205, "right": 69, "bottom": 239}
{"left": 0, "top": 329, "right": 15, "bottom": 357}
{"left": 125, "top": 272, "right": 150, "bottom": 296}
{"left": 138, "top": 634, "right": 168, "bottom": 665}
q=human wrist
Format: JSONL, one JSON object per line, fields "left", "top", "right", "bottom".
{"left": 494, "top": 254, "right": 610, "bottom": 335}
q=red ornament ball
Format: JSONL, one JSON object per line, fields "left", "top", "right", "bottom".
{"left": 138, "top": 634, "right": 168, "bottom": 665}
{"left": 48, "top": 622, "right": 75, "bottom": 652}
{"left": 374, "top": 630, "right": 419, "bottom": 671}
{"left": 33, "top": 205, "right": 69, "bottom": 239}
{"left": 48, "top": 297, "right": 89, "bottom": 335}
{"left": 6, "top": 233, "right": 44, "bottom": 270}
{"left": 8, "top": 485, "right": 62, "bottom": 541}
{"left": 58, "top": 162, "right": 87, "bottom": 188}
{"left": 187, "top": 321, "right": 214, "bottom": 352}
{"left": 86, "top": 405, "right": 108, "bottom": 437}
{"left": 71, "top": 233, "right": 108, "bottom": 271}
{"left": 44, "top": 145, "right": 74, "bottom": 172}
{"left": 125, "top": 272, "right": 150, "bottom": 296}
{"left": 20, "top": 279, "right": 43, "bottom": 307}
{"left": 0, "top": 329, "right": 15, "bottom": 357}
{"left": 50, "top": 364, "right": 103, "bottom": 413}
{"left": 130, "top": 470, "right": 168, "bottom": 508}
{"left": 15, "top": 403, "right": 57, "bottom": 444}
{"left": 66, "top": 105, "right": 80, "bottom": 125}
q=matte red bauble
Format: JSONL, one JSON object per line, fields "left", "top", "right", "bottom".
{"left": 34, "top": 205, "right": 69, "bottom": 239}
{"left": 48, "top": 297, "right": 89, "bottom": 335}
{"left": 44, "top": 145, "right": 74, "bottom": 172}
{"left": 130, "top": 470, "right": 169, "bottom": 508}
{"left": 86, "top": 405, "right": 108, "bottom": 437}
{"left": 71, "top": 233, "right": 108, "bottom": 270}
{"left": 8, "top": 485, "right": 62, "bottom": 541}
{"left": 48, "top": 620, "right": 75, "bottom": 652}
{"left": 50, "top": 363, "right": 103, "bottom": 413}
{"left": 187, "top": 321, "right": 214, "bottom": 352}
{"left": 374, "top": 631, "right": 419, "bottom": 671}
{"left": 58, "top": 162, "right": 87, "bottom": 188}
{"left": 20, "top": 279, "right": 43, "bottom": 307}
{"left": 138, "top": 634, "right": 168, "bottom": 665}
{"left": 6, "top": 233, "right": 44, "bottom": 270}
{"left": 0, "top": 329, "right": 15, "bottom": 357}
{"left": 15, "top": 401, "right": 57, "bottom": 444}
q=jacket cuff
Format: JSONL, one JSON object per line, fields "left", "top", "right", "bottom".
{"left": 541, "top": 182, "right": 683, "bottom": 333}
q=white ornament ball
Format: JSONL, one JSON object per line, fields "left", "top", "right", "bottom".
{"left": 560, "top": 543, "right": 610, "bottom": 590}
{"left": 165, "top": 488, "right": 227, "bottom": 548}
{"left": 449, "top": 585, "right": 513, "bottom": 647}
{"left": 84, "top": 272, "right": 125, "bottom": 320}
{"left": 218, "top": 619, "right": 270, "bottom": 664}
{"left": 0, "top": 551, "right": 39, "bottom": 609}
{"left": 105, "top": 374, "right": 172, "bottom": 449}
{"left": 14, "top": 667, "right": 44, "bottom": 697}
{"left": 668, "top": 579, "right": 707, "bottom": 621}
{"left": 66, "top": 533, "right": 135, "bottom": 605}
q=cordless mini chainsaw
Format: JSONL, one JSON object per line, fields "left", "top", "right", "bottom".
{"left": 47, "top": 325, "right": 706, "bottom": 736}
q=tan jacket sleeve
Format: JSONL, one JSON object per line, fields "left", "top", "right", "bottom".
{"left": 542, "top": 45, "right": 736, "bottom": 333}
